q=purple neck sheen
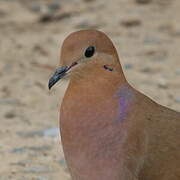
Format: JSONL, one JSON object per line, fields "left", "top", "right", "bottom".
{"left": 117, "top": 86, "right": 134, "bottom": 122}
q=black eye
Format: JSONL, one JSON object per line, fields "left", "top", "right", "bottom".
{"left": 84, "top": 46, "right": 95, "bottom": 58}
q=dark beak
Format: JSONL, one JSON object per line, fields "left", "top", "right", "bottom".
{"left": 48, "top": 62, "right": 78, "bottom": 90}
{"left": 48, "top": 66, "right": 68, "bottom": 90}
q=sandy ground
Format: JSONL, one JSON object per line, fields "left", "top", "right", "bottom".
{"left": 0, "top": 0, "right": 180, "bottom": 179}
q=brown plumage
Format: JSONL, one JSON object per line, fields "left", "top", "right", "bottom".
{"left": 49, "top": 30, "right": 180, "bottom": 180}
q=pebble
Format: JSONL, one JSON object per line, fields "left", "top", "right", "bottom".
{"left": 83, "top": 0, "right": 96, "bottom": 2}
{"left": 58, "top": 159, "right": 67, "bottom": 167}
{"left": 0, "top": 9, "right": 6, "bottom": 17}
{"left": 10, "top": 161, "right": 26, "bottom": 167}
{"left": 36, "top": 176, "right": 49, "bottom": 180}
{"left": 47, "top": 3, "right": 61, "bottom": 12}
{"left": 33, "top": 45, "right": 49, "bottom": 56}
{"left": 75, "top": 21, "right": 100, "bottom": 29}
{"left": 30, "top": 3, "right": 41, "bottom": 13}
{"left": 39, "top": 12, "right": 71, "bottom": 23}
{"left": 124, "top": 63, "right": 133, "bottom": 70}
{"left": 0, "top": 145, "right": 4, "bottom": 153}
{"left": 121, "top": 19, "right": 141, "bottom": 28}
{"left": 30, "top": 2, "right": 61, "bottom": 13}
{"left": 28, "top": 145, "right": 52, "bottom": 152}
{"left": 17, "top": 130, "right": 43, "bottom": 138}
{"left": 135, "top": 0, "right": 152, "bottom": 4}
{"left": 43, "top": 127, "right": 59, "bottom": 137}
{"left": 145, "top": 50, "right": 167, "bottom": 62}
{"left": 0, "top": 98, "right": 20, "bottom": 105}
{"left": 10, "top": 147, "right": 26, "bottom": 153}
{"left": 157, "top": 78, "right": 168, "bottom": 89}
{"left": 3, "top": 63, "right": 13, "bottom": 73}
{"left": 23, "top": 166, "right": 50, "bottom": 173}
{"left": 1, "top": 86, "right": 11, "bottom": 96}
{"left": 38, "top": 14, "right": 54, "bottom": 23}
{"left": 143, "top": 36, "right": 161, "bottom": 45}
{"left": 140, "top": 67, "right": 152, "bottom": 73}
{"left": 17, "top": 127, "right": 59, "bottom": 138}
{"left": 175, "top": 69, "right": 180, "bottom": 75}
{"left": 4, "top": 111, "right": 16, "bottom": 119}
{"left": 175, "top": 97, "right": 180, "bottom": 103}
{"left": 10, "top": 145, "right": 52, "bottom": 155}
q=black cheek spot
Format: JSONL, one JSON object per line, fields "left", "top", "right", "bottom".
{"left": 103, "top": 65, "right": 114, "bottom": 72}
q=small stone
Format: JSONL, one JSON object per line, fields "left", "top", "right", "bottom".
{"left": 30, "top": 3, "right": 41, "bottom": 12}
{"left": 143, "top": 36, "right": 161, "bottom": 45}
{"left": 0, "top": 98, "right": 20, "bottom": 105}
{"left": 0, "top": 145, "right": 3, "bottom": 153}
{"left": 35, "top": 81, "right": 45, "bottom": 89}
{"left": 1, "top": 86, "right": 11, "bottom": 95}
{"left": 55, "top": 12, "right": 72, "bottom": 21}
{"left": 140, "top": 67, "right": 152, "bottom": 73}
{"left": 58, "top": 159, "right": 67, "bottom": 167}
{"left": 36, "top": 176, "right": 49, "bottom": 180}
{"left": 17, "top": 130, "right": 43, "bottom": 138}
{"left": 4, "top": 111, "right": 16, "bottom": 119}
{"left": 43, "top": 127, "right": 59, "bottom": 137}
{"left": 121, "top": 19, "right": 141, "bottom": 28}
{"left": 145, "top": 50, "right": 167, "bottom": 61}
{"left": 33, "top": 45, "right": 49, "bottom": 56}
{"left": 0, "top": 9, "right": 6, "bottom": 17}
{"left": 11, "top": 160, "right": 32, "bottom": 167}
{"left": 10, "top": 161, "right": 26, "bottom": 167}
{"left": 75, "top": 21, "right": 100, "bottom": 29}
{"left": 28, "top": 145, "right": 51, "bottom": 152}
{"left": 39, "top": 12, "right": 71, "bottom": 23}
{"left": 47, "top": 3, "right": 61, "bottom": 12}
{"left": 3, "top": 63, "right": 13, "bottom": 73}
{"left": 175, "top": 97, "right": 180, "bottom": 103}
{"left": 24, "top": 166, "right": 50, "bottom": 173}
{"left": 135, "top": 0, "right": 152, "bottom": 4}
{"left": 83, "top": 0, "right": 96, "bottom": 2}
{"left": 10, "top": 147, "right": 26, "bottom": 153}
{"left": 124, "top": 64, "right": 133, "bottom": 70}
{"left": 157, "top": 78, "right": 168, "bottom": 89}
{"left": 39, "top": 14, "right": 53, "bottom": 23}
{"left": 175, "top": 69, "right": 180, "bottom": 75}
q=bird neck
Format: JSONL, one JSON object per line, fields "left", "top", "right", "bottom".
{"left": 68, "top": 62, "right": 127, "bottom": 94}
{"left": 68, "top": 71, "right": 126, "bottom": 100}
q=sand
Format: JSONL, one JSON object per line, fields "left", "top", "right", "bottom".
{"left": 0, "top": 0, "right": 179, "bottom": 179}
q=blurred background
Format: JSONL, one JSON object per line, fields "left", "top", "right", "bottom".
{"left": 0, "top": 0, "right": 179, "bottom": 179}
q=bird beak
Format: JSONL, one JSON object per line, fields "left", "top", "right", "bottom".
{"left": 48, "top": 62, "right": 78, "bottom": 90}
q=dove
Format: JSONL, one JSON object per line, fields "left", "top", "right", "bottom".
{"left": 49, "top": 30, "right": 180, "bottom": 180}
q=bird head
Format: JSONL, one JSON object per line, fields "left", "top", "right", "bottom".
{"left": 48, "top": 30, "right": 124, "bottom": 89}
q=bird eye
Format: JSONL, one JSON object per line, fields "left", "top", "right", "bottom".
{"left": 84, "top": 46, "right": 95, "bottom": 58}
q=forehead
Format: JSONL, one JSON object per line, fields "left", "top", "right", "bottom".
{"left": 62, "top": 30, "right": 115, "bottom": 54}
{"left": 62, "top": 31, "right": 100, "bottom": 51}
